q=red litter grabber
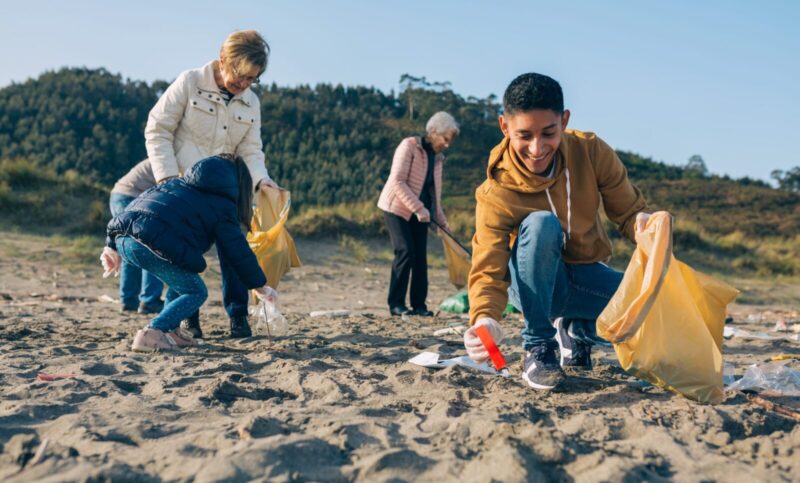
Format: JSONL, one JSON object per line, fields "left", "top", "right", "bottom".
{"left": 474, "top": 325, "right": 510, "bottom": 376}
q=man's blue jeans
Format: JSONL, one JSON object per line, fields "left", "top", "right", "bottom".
{"left": 109, "top": 193, "right": 164, "bottom": 308}
{"left": 507, "top": 212, "right": 623, "bottom": 351}
{"left": 116, "top": 236, "right": 207, "bottom": 331}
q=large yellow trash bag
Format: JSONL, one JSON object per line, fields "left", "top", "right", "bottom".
{"left": 247, "top": 188, "right": 301, "bottom": 291}
{"left": 439, "top": 229, "right": 471, "bottom": 289}
{"left": 596, "top": 211, "right": 739, "bottom": 404}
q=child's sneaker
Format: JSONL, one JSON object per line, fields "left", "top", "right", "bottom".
{"left": 521, "top": 341, "right": 565, "bottom": 390}
{"left": 131, "top": 328, "right": 178, "bottom": 352}
{"left": 554, "top": 318, "right": 592, "bottom": 369}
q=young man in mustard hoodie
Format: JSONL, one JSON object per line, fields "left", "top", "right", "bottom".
{"left": 464, "top": 73, "right": 651, "bottom": 390}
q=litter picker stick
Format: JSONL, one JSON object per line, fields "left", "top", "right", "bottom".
{"left": 430, "top": 219, "right": 472, "bottom": 257}
{"left": 260, "top": 300, "right": 272, "bottom": 348}
{"left": 474, "top": 325, "right": 507, "bottom": 372}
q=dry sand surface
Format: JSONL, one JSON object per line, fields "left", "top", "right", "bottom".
{"left": 1, "top": 233, "right": 798, "bottom": 482}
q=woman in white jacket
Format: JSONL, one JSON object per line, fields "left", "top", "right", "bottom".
{"left": 144, "top": 29, "right": 277, "bottom": 339}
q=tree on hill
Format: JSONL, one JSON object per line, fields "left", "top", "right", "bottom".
{"left": 685, "top": 154, "right": 709, "bottom": 178}
{"left": 771, "top": 166, "right": 800, "bottom": 192}
{"left": 0, "top": 68, "right": 159, "bottom": 184}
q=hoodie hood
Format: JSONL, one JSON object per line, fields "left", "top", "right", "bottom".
{"left": 486, "top": 137, "right": 567, "bottom": 194}
{"left": 184, "top": 156, "right": 239, "bottom": 202}
{"left": 487, "top": 137, "right": 573, "bottom": 241}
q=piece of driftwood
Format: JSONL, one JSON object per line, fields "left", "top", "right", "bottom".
{"left": 746, "top": 393, "right": 800, "bottom": 422}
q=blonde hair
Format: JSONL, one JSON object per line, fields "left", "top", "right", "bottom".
{"left": 219, "top": 30, "right": 270, "bottom": 76}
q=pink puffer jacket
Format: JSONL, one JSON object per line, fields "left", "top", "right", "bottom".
{"left": 377, "top": 136, "right": 447, "bottom": 227}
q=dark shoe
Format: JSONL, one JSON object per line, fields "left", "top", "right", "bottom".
{"left": 230, "top": 315, "right": 252, "bottom": 338}
{"left": 567, "top": 318, "right": 612, "bottom": 348}
{"left": 408, "top": 308, "right": 434, "bottom": 317}
{"left": 138, "top": 299, "right": 164, "bottom": 314}
{"left": 521, "top": 341, "right": 565, "bottom": 390}
{"left": 180, "top": 312, "right": 203, "bottom": 339}
{"left": 120, "top": 303, "right": 138, "bottom": 313}
{"left": 554, "top": 318, "right": 592, "bottom": 369}
{"left": 390, "top": 306, "right": 411, "bottom": 317}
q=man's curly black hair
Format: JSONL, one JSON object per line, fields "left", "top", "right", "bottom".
{"left": 503, "top": 73, "right": 564, "bottom": 115}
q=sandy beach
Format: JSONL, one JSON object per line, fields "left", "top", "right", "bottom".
{"left": 1, "top": 233, "right": 798, "bottom": 482}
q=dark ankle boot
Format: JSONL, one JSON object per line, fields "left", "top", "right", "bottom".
{"left": 230, "top": 315, "right": 252, "bottom": 338}
{"left": 181, "top": 312, "right": 203, "bottom": 339}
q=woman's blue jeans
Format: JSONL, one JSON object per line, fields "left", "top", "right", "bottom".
{"left": 507, "top": 212, "right": 623, "bottom": 351}
{"left": 116, "top": 236, "right": 208, "bottom": 332}
{"left": 109, "top": 193, "right": 164, "bottom": 308}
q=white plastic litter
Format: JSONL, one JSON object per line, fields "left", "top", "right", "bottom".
{"left": 773, "top": 320, "right": 789, "bottom": 332}
{"left": 723, "top": 362, "right": 736, "bottom": 386}
{"left": 725, "top": 362, "right": 800, "bottom": 396}
{"left": 408, "top": 351, "right": 510, "bottom": 377}
{"left": 433, "top": 325, "right": 466, "bottom": 336}
{"left": 251, "top": 301, "right": 288, "bottom": 336}
{"left": 724, "top": 326, "right": 799, "bottom": 342}
{"left": 309, "top": 310, "right": 351, "bottom": 318}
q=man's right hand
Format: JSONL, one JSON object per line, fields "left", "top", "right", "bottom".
{"left": 464, "top": 317, "right": 505, "bottom": 363}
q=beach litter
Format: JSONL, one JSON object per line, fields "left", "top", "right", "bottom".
{"left": 36, "top": 373, "right": 78, "bottom": 382}
{"left": 771, "top": 354, "right": 800, "bottom": 361}
{"left": 408, "top": 351, "right": 510, "bottom": 377}
{"left": 724, "top": 326, "right": 799, "bottom": 342}
{"left": 725, "top": 362, "right": 800, "bottom": 396}
{"left": 433, "top": 324, "right": 466, "bottom": 336}
{"left": 309, "top": 309, "right": 350, "bottom": 318}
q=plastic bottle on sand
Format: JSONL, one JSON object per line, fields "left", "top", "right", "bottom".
{"left": 251, "top": 301, "right": 288, "bottom": 336}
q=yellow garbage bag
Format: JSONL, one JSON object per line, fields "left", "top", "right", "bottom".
{"left": 596, "top": 211, "right": 738, "bottom": 404}
{"left": 247, "top": 188, "right": 301, "bottom": 293}
{"left": 439, "top": 229, "right": 471, "bottom": 289}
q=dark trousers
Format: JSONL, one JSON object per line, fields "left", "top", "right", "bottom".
{"left": 384, "top": 211, "right": 429, "bottom": 310}
{"left": 187, "top": 243, "right": 249, "bottom": 323}
{"left": 217, "top": 244, "right": 249, "bottom": 318}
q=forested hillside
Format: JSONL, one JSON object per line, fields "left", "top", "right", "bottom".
{"left": 1, "top": 68, "right": 798, "bottom": 275}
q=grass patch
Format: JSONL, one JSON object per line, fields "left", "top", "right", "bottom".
{"left": 339, "top": 235, "right": 369, "bottom": 263}
{"left": 0, "top": 158, "right": 110, "bottom": 235}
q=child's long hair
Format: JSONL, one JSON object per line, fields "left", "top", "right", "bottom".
{"left": 217, "top": 153, "right": 254, "bottom": 232}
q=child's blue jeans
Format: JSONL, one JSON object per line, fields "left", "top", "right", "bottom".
{"left": 507, "top": 212, "right": 623, "bottom": 351}
{"left": 115, "top": 236, "right": 207, "bottom": 332}
{"left": 109, "top": 194, "right": 164, "bottom": 308}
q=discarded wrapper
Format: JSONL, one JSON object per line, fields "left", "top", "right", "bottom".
{"left": 433, "top": 325, "right": 466, "bottom": 336}
{"left": 36, "top": 373, "right": 78, "bottom": 382}
{"left": 724, "top": 326, "right": 799, "bottom": 342}
{"left": 408, "top": 352, "right": 510, "bottom": 377}
{"left": 725, "top": 362, "right": 800, "bottom": 396}
{"left": 309, "top": 310, "right": 350, "bottom": 318}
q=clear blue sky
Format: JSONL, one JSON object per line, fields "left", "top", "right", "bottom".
{"left": 2, "top": 0, "right": 798, "bottom": 181}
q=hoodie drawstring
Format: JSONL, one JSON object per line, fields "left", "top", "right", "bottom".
{"left": 544, "top": 167, "right": 572, "bottom": 246}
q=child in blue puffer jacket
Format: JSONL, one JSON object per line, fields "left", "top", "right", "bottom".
{"left": 101, "top": 154, "right": 275, "bottom": 352}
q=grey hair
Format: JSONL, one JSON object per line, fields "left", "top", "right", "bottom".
{"left": 425, "top": 111, "right": 460, "bottom": 135}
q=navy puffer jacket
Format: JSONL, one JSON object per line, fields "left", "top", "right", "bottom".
{"left": 106, "top": 156, "right": 267, "bottom": 289}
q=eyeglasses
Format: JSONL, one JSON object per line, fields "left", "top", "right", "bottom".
{"left": 230, "top": 65, "right": 261, "bottom": 85}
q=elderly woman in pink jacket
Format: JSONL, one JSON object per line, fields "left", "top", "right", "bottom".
{"left": 377, "top": 112, "right": 459, "bottom": 317}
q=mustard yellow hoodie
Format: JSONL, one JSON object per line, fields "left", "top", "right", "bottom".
{"left": 468, "top": 129, "right": 647, "bottom": 325}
